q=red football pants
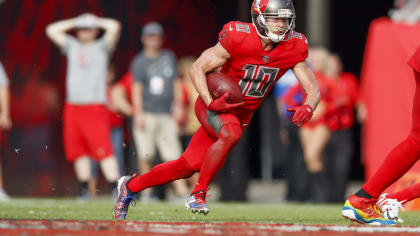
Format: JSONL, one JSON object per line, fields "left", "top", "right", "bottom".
{"left": 128, "top": 98, "right": 249, "bottom": 193}
{"left": 363, "top": 71, "right": 420, "bottom": 199}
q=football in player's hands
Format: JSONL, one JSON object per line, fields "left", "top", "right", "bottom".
{"left": 207, "top": 72, "right": 243, "bottom": 104}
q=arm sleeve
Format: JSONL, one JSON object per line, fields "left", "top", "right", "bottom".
{"left": 61, "top": 35, "right": 78, "bottom": 55}
{"left": 293, "top": 34, "right": 309, "bottom": 64}
{"left": 0, "top": 62, "right": 9, "bottom": 86}
{"left": 408, "top": 46, "right": 420, "bottom": 73}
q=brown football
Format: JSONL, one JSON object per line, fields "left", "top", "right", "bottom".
{"left": 206, "top": 72, "right": 243, "bottom": 104}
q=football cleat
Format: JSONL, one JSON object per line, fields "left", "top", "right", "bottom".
{"left": 342, "top": 195, "right": 396, "bottom": 225}
{"left": 377, "top": 193, "right": 405, "bottom": 223}
{"left": 185, "top": 190, "right": 210, "bottom": 215}
{"left": 113, "top": 174, "right": 137, "bottom": 220}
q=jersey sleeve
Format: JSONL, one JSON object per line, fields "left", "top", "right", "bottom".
{"left": 292, "top": 33, "right": 309, "bottom": 64}
{"left": 218, "top": 21, "right": 249, "bottom": 56}
{"left": 408, "top": 46, "right": 420, "bottom": 73}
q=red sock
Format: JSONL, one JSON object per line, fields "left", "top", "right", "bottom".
{"left": 363, "top": 137, "right": 420, "bottom": 198}
{"left": 388, "top": 182, "right": 420, "bottom": 203}
{"left": 128, "top": 157, "right": 194, "bottom": 193}
{"left": 192, "top": 123, "right": 242, "bottom": 193}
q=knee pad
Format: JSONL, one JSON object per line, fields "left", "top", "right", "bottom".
{"left": 195, "top": 97, "right": 243, "bottom": 140}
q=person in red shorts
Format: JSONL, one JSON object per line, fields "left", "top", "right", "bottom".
{"left": 114, "top": 0, "right": 321, "bottom": 219}
{"left": 46, "top": 13, "right": 121, "bottom": 199}
{"left": 342, "top": 46, "right": 420, "bottom": 225}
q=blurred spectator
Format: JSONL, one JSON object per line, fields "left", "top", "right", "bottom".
{"left": 283, "top": 47, "right": 334, "bottom": 202}
{"left": 323, "top": 53, "right": 359, "bottom": 202}
{"left": 131, "top": 22, "right": 188, "bottom": 201}
{"left": 274, "top": 69, "right": 311, "bottom": 202}
{"left": 389, "top": 0, "right": 420, "bottom": 24}
{"left": 45, "top": 13, "right": 121, "bottom": 199}
{"left": 0, "top": 62, "right": 11, "bottom": 201}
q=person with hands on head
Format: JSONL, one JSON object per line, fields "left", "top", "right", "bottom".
{"left": 46, "top": 13, "right": 121, "bottom": 199}
{"left": 113, "top": 0, "right": 320, "bottom": 220}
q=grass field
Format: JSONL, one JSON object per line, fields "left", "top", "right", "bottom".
{"left": 2, "top": 198, "right": 420, "bottom": 235}
{"left": 1, "top": 198, "right": 420, "bottom": 225}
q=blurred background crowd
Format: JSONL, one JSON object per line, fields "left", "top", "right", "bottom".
{"left": 0, "top": 0, "right": 419, "bottom": 204}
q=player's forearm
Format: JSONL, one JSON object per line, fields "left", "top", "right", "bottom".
{"left": 189, "top": 64, "right": 212, "bottom": 106}
{"left": 303, "top": 83, "right": 321, "bottom": 110}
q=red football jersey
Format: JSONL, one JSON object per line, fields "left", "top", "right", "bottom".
{"left": 219, "top": 21, "right": 308, "bottom": 112}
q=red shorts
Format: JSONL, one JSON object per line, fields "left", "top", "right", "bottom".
{"left": 63, "top": 104, "right": 113, "bottom": 162}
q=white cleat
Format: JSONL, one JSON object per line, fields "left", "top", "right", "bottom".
{"left": 185, "top": 190, "right": 210, "bottom": 215}
{"left": 377, "top": 193, "right": 405, "bottom": 223}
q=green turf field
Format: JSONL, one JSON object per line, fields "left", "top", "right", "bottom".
{"left": 1, "top": 198, "right": 420, "bottom": 226}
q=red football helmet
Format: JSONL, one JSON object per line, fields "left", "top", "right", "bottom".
{"left": 251, "top": 0, "right": 296, "bottom": 42}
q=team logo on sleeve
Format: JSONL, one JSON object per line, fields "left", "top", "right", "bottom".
{"left": 262, "top": 55, "right": 270, "bottom": 62}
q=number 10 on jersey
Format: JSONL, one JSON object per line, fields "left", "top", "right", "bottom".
{"left": 239, "top": 64, "right": 279, "bottom": 98}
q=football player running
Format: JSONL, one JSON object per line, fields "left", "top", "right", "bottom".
{"left": 342, "top": 46, "right": 420, "bottom": 225}
{"left": 114, "top": 0, "right": 320, "bottom": 220}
